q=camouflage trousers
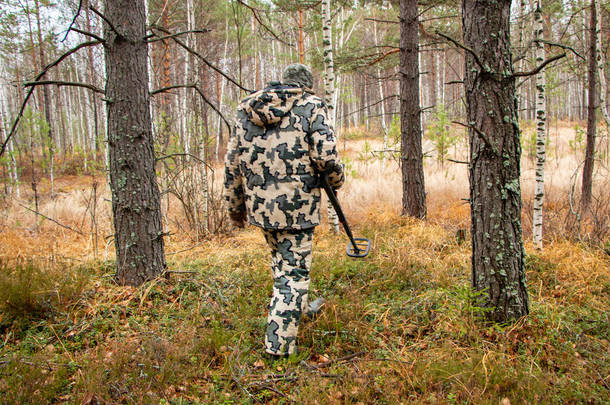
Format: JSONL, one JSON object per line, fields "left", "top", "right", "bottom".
{"left": 262, "top": 228, "right": 315, "bottom": 356}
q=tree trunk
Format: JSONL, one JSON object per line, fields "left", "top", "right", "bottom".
{"left": 322, "top": 0, "right": 340, "bottom": 233}
{"left": 34, "top": 0, "right": 55, "bottom": 196}
{"left": 462, "top": 0, "right": 529, "bottom": 322}
{"left": 400, "top": 0, "right": 426, "bottom": 219}
{"left": 104, "top": 0, "right": 167, "bottom": 286}
{"left": 533, "top": 2, "right": 547, "bottom": 250}
{"left": 582, "top": 0, "right": 598, "bottom": 211}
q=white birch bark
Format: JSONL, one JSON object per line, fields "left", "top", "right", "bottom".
{"left": 595, "top": 0, "right": 610, "bottom": 163}
{"left": 216, "top": 8, "right": 230, "bottom": 159}
{"left": 322, "top": 0, "right": 340, "bottom": 233}
{"left": 533, "top": 2, "right": 546, "bottom": 249}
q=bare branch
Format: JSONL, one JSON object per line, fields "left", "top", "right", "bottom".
{"left": 71, "top": 27, "right": 105, "bottom": 43}
{"left": 151, "top": 83, "right": 232, "bottom": 134}
{"left": 436, "top": 30, "right": 486, "bottom": 71}
{"left": 237, "top": 0, "right": 293, "bottom": 45}
{"left": 61, "top": 0, "right": 83, "bottom": 42}
{"left": 89, "top": 5, "right": 120, "bottom": 38}
{"left": 368, "top": 48, "right": 399, "bottom": 66}
{"left": 541, "top": 40, "right": 584, "bottom": 60}
{"left": 150, "top": 26, "right": 251, "bottom": 93}
{"left": 145, "top": 28, "right": 210, "bottom": 42}
{"left": 364, "top": 17, "right": 398, "bottom": 24}
{"left": 447, "top": 158, "right": 469, "bottom": 165}
{"left": 511, "top": 53, "right": 566, "bottom": 78}
{"left": 452, "top": 121, "right": 500, "bottom": 156}
{"left": 24, "top": 80, "right": 104, "bottom": 94}
{"left": 0, "top": 40, "right": 102, "bottom": 158}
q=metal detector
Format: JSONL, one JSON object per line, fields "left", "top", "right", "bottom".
{"left": 319, "top": 173, "right": 371, "bottom": 258}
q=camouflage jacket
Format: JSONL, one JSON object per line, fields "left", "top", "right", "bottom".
{"left": 224, "top": 82, "right": 344, "bottom": 230}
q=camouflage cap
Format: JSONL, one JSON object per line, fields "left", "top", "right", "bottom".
{"left": 282, "top": 63, "right": 314, "bottom": 90}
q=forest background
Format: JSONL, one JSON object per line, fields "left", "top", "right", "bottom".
{"left": 0, "top": 0, "right": 608, "bottom": 403}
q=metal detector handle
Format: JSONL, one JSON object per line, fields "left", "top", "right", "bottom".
{"left": 319, "top": 173, "right": 361, "bottom": 253}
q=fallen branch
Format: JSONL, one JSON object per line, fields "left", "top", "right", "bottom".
{"left": 15, "top": 201, "right": 85, "bottom": 236}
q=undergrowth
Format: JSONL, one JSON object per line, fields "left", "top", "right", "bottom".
{"left": 0, "top": 212, "right": 608, "bottom": 404}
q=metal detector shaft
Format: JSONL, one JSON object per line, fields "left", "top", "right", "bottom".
{"left": 319, "top": 174, "right": 361, "bottom": 253}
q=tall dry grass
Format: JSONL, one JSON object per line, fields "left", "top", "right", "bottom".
{"left": 0, "top": 123, "right": 607, "bottom": 265}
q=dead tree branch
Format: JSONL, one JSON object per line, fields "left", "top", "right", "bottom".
{"left": 511, "top": 53, "right": 566, "bottom": 78}
{"left": 0, "top": 40, "right": 102, "bottom": 158}
{"left": 145, "top": 28, "right": 211, "bottom": 42}
{"left": 24, "top": 80, "right": 104, "bottom": 94}
{"left": 237, "top": 0, "right": 293, "bottom": 45}
{"left": 541, "top": 40, "right": 584, "bottom": 60}
{"left": 452, "top": 121, "right": 500, "bottom": 156}
{"left": 151, "top": 83, "right": 232, "bottom": 133}
{"left": 435, "top": 30, "right": 486, "bottom": 71}
{"left": 89, "top": 5, "right": 120, "bottom": 38}
{"left": 364, "top": 17, "right": 398, "bottom": 24}
{"left": 71, "top": 27, "right": 105, "bottom": 43}
{"left": 150, "top": 26, "right": 251, "bottom": 93}
{"left": 61, "top": 0, "right": 83, "bottom": 42}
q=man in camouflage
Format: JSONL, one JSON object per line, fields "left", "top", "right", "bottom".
{"left": 224, "top": 64, "right": 344, "bottom": 357}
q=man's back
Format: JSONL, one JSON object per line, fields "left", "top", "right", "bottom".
{"left": 224, "top": 82, "right": 344, "bottom": 230}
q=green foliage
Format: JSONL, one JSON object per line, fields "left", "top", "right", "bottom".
{"left": 427, "top": 104, "right": 458, "bottom": 166}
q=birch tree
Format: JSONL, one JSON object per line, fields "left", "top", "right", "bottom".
{"left": 582, "top": 0, "right": 598, "bottom": 211}
{"left": 322, "top": 0, "right": 340, "bottom": 232}
{"left": 533, "top": 1, "right": 546, "bottom": 250}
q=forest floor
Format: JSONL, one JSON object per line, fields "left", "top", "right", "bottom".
{"left": 0, "top": 123, "right": 608, "bottom": 404}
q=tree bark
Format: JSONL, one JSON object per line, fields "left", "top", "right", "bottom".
{"left": 462, "top": 0, "right": 529, "bottom": 322}
{"left": 104, "top": 0, "right": 167, "bottom": 286}
{"left": 322, "top": 0, "right": 340, "bottom": 233}
{"left": 400, "top": 0, "right": 426, "bottom": 219}
{"left": 533, "top": 2, "right": 547, "bottom": 250}
{"left": 582, "top": 0, "right": 598, "bottom": 211}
